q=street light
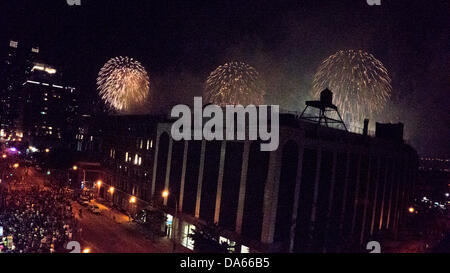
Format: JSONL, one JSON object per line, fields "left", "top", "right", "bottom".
{"left": 162, "top": 190, "right": 169, "bottom": 198}
{"left": 82, "top": 248, "right": 91, "bottom": 253}
{"left": 96, "top": 180, "right": 102, "bottom": 188}
{"left": 162, "top": 190, "right": 178, "bottom": 252}
{"left": 129, "top": 196, "right": 136, "bottom": 203}
{"left": 13, "top": 163, "right": 19, "bottom": 169}
{"left": 45, "top": 148, "right": 50, "bottom": 153}
{"left": 408, "top": 207, "right": 415, "bottom": 213}
{"left": 2, "top": 154, "right": 6, "bottom": 159}
{"left": 73, "top": 165, "right": 78, "bottom": 171}
{"left": 108, "top": 186, "right": 115, "bottom": 205}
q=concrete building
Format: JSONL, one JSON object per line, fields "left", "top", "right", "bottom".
{"left": 77, "top": 111, "right": 417, "bottom": 253}
{"left": 20, "top": 62, "right": 79, "bottom": 149}
{"left": 0, "top": 39, "right": 39, "bottom": 134}
{"left": 148, "top": 114, "right": 418, "bottom": 253}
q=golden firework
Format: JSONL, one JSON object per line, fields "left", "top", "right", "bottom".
{"left": 204, "top": 61, "right": 265, "bottom": 106}
{"left": 313, "top": 50, "right": 392, "bottom": 124}
{"left": 97, "top": 56, "right": 150, "bottom": 113}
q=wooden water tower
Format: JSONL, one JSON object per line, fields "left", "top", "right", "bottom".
{"left": 298, "top": 88, "right": 347, "bottom": 131}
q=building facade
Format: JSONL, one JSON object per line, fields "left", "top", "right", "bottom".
{"left": 0, "top": 40, "right": 39, "bottom": 134}
{"left": 20, "top": 62, "right": 79, "bottom": 149}
{"left": 81, "top": 112, "right": 418, "bottom": 253}
{"left": 148, "top": 116, "right": 417, "bottom": 253}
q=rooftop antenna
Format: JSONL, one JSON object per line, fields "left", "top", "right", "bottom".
{"left": 298, "top": 88, "right": 348, "bottom": 131}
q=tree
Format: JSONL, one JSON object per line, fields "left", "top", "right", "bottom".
{"left": 137, "top": 205, "right": 166, "bottom": 242}
{"left": 189, "top": 222, "right": 230, "bottom": 253}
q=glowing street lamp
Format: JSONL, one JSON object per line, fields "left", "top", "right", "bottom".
{"left": 45, "top": 148, "right": 50, "bottom": 153}
{"left": 129, "top": 196, "right": 136, "bottom": 203}
{"left": 408, "top": 207, "right": 415, "bottom": 213}
{"left": 162, "top": 190, "right": 169, "bottom": 198}
{"left": 109, "top": 186, "right": 115, "bottom": 194}
{"left": 13, "top": 163, "right": 19, "bottom": 169}
{"left": 82, "top": 248, "right": 91, "bottom": 253}
{"left": 162, "top": 189, "right": 178, "bottom": 252}
{"left": 73, "top": 165, "right": 78, "bottom": 171}
{"left": 2, "top": 154, "right": 6, "bottom": 159}
{"left": 96, "top": 180, "right": 102, "bottom": 188}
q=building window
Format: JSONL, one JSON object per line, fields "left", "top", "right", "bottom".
{"left": 181, "top": 222, "right": 196, "bottom": 250}
{"left": 165, "top": 214, "right": 174, "bottom": 238}
{"left": 125, "top": 152, "right": 129, "bottom": 162}
{"left": 146, "top": 139, "right": 153, "bottom": 150}
{"left": 240, "top": 245, "right": 250, "bottom": 253}
{"left": 9, "top": 40, "right": 18, "bottom": 48}
{"left": 219, "top": 236, "right": 236, "bottom": 253}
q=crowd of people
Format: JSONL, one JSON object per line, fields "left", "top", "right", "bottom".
{"left": 0, "top": 185, "right": 76, "bottom": 253}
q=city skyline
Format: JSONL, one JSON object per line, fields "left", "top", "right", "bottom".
{"left": 0, "top": 0, "right": 448, "bottom": 256}
{"left": 1, "top": 0, "right": 448, "bottom": 157}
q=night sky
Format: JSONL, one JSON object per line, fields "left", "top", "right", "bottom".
{"left": 0, "top": 0, "right": 448, "bottom": 157}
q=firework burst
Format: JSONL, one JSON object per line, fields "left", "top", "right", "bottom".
{"left": 313, "top": 50, "right": 392, "bottom": 124}
{"left": 97, "top": 56, "right": 150, "bottom": 113}
{"left": 204, "top": 61, "right": 265, "bottom": 106}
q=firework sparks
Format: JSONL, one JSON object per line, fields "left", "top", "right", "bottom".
{"left": 97, "top": 56, "right": 150, "bottom": 113}
{"left": 313, "top": 50, "right": 392, "bottom": 125}
{"left": 204, "top": 61, "right": 265, "bottom": 106}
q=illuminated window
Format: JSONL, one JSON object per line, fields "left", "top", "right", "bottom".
{"left": 181, "top": 223, "right": 196, "bottom": 250}
{"left": 241, "top": 245, "right": 250, "bottom": 253}
{"left": 125, "top": 152, "right": 129, "bottom": 162}
{"left": 219, "top": 236, "right": 236, "bottom": 253}
{"left": 9, "top": 40, "right": 18, "bottom": 48}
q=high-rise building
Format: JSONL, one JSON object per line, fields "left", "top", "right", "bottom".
{"left": 0, "top": 39, "right": 39, "bottom": 135}
{"left": 20, "top": 62, "right": 79, "bottom": 148}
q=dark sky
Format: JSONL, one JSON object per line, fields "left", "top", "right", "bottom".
{"left": 0, "top": 0, "right": 448, "bottom": 157}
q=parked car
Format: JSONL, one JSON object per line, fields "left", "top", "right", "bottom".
{"left": 78, "top": 198, "right": 90, "bottom": 207}
{"left": 79, "top": 195, "right": 89, "bottom": 202}
{"left": 88, "top": 205, "right": 101, "bottom": 214}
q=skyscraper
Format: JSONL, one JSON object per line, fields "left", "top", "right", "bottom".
{"left": 0, "top": 39, "right": 39, "bottom": 135}
{"left": 20, "top": 62, "right": 79, "bottom": 148}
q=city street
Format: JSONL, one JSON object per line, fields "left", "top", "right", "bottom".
{"left": 13, "top": 166, "right": 179, "bottom": 253}
{"left": 72, "top": 199, "right": 175, "bottom": 253}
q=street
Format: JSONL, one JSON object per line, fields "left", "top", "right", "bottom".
{"left": 72, "top": 199, "right": 173, "bottom": 253}
{"left": 11, "top": 166, "right": 179, "bottom": 253}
